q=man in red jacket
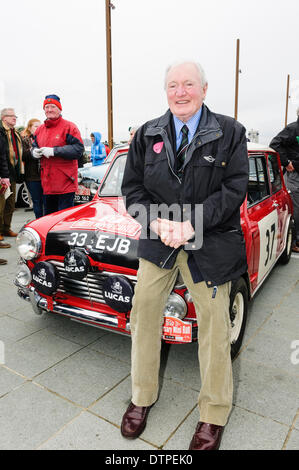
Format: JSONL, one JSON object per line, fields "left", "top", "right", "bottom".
{"left": 32, "top": 94, "right": 84, "bottom": 215}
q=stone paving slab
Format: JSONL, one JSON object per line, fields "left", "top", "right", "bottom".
{"left": 0, "top": 381, "right": 80, "bottom": 450}
{"left": 0, "top": 208, "right": 298, "bottom": 450}
{"left": 164, "top": 405, "right": 289, "bottom": 450}
{"left": 4, "top": 329, "right": 83, "bottom": 378}
{"left": 38, "top": 411, "right": 155, "bottom": 450}
{"left": 35, "top": 347, "right": 130, "bottom": 408}
{"left": 233, "top": 357, "right": 299, "bottom": 425}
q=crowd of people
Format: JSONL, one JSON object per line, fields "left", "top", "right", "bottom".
{"left": 0, "top": 94, "right": 85, "bottom": 265}
{"left": 0, "top": 92, "right": 132, "bottom": 267}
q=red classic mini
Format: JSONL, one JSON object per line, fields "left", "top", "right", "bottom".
{"left": 15, "top": 143, "right": 293, "bottom": 358}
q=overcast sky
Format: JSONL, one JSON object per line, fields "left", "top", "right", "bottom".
{"left": 1, "top": 0, "right": 298, "bottom": 144}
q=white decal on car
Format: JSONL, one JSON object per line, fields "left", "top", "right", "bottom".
{"left": 257, "top": 210, "right": 278, "bottom": 283}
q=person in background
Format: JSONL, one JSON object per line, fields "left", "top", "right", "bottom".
{"left": 31, "top": 94, "right": 84, "bottom": 215}
{"left": 90, "top": 132, "right": 106, "bottom": 165}
{"left": 270, "top": 108, "right": 299, "bottom": 252}
{"left": 128, "top": 126, "right": 139, "bottom": 145}
{"left": 104, "top": 141, "right": 110, "bottom": 156}
{"left": 0, "top": 119, "right": 11, "bottom": 264}
{"left": 21, "top": 119, "right": 45, "bottom": 219}
{"left": 0, "top": 108, "right": 23, "bottom": 241}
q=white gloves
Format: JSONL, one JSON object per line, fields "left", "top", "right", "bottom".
{"left": 40, "top": 147, "right": 54, "bottom": 158}
{"left": 32, "top": 148, "right": 43, "bottom": 159}
{"left": 32, "top": 147, "right": 54, "bottom": 159}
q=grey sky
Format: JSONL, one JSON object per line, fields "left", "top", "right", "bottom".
{"left": 1, "top": 0, "right": 298, "bottom": 143}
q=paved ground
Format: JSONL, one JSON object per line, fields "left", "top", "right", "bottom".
{"left": 0, "top": 207, "right": 299, "bottom": 451}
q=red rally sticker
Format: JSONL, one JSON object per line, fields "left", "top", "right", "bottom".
{"left": 162, "top": 317, "right": 192, "bottom": 343}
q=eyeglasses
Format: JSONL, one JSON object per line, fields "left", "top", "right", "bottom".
{"left": 4, "top": 114, "right": 17, "bottom": 118}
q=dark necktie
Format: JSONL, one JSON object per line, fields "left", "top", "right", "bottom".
{"left": 177, "top": 125, "right": 189, "bottom": 172}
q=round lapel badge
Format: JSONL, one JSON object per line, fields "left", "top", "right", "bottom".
{"left": 102, "top": 275, "right": 134, "bottom": 313}
{"left": 64, "top": 248, "right": 90, "bottom": 280}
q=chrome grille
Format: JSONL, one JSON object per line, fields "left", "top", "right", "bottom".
{"left": 50, "top": 260, "right": 137, "bottom": 305}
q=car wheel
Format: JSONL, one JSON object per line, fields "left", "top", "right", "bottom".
{"left": 230, "top": 277, "right": 248, "bottom": 359}
{"left": 279, "top": 219, "right": 293, "bottom": 265}
{"left": 17, "top": 183, "right": 30, "bottom": 208}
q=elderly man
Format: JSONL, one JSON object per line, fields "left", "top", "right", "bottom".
{"left": 0, "top": 115, "right": 11, "bottom": 265}
{"left": 270, "top": 109, "right": 299, "bottom": 252}
{"left": 121, "top": 61, "right": 249, "bottom": 450}
{"left": 0, "top": 108, "right": 23, "bottom": 246}
{"left": 32, "top": 94, "right": 84, "bottom": 215}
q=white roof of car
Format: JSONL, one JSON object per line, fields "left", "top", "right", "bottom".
{"left": 247, "top": 142, "right": 274, "bottom": 152}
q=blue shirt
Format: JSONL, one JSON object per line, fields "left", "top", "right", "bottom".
{"left": 173, "top": 107, "right": 202, "bottom": 150}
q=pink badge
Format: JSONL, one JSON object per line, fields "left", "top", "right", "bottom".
{"left": 153, "top": 142, "right": 164, "bottom": 154}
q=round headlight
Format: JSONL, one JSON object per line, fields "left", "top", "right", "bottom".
{"left": 16, "top": 228, "right": 41, "bottom": 260}
{"left": 90, "top": 181, "right": 99, "bottom": 195}
{"left": 164, "top": 293, "right": 187, "bottom": 320}
{"left": 15, "top": 263, "right": 32, "bottom": 287}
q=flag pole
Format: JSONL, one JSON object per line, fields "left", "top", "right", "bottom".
{"left": 285, "top": 74, "right": 290, "bottom": 127}
{"left": 234, "top": 38, "right": 240, "bottom": 120}
{"left": 105, "top": 0, "right": 114, "bottom": 149}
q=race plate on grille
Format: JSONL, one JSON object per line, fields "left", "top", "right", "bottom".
{"left": 162, "top": 317, "right": 192, "bottom": 343}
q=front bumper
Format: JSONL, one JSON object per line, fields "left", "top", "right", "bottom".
{"left": 16, "top": 284, "right": 197, "bottom": 343}
{"left": 17, "top": 285, "right": 127, "bottom": 333}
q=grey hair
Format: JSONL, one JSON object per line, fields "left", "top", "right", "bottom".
{"left": 164, "top": 60, "right": 208, "bottom": 90}
{"left": 1, "top": 108, "right": 15, "bottom": 119}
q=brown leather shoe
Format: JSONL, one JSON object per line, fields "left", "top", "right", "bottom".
{"left": 3, "top": 230, "right": 18, "bottom": 237}
{"left": 292, "top": 245, "right": 299, "bottom": 253}
{"left": 0, "top": 241, "right": 11, "bottom": 249}
{"left": 121, "top": 402, "right": 152, "bottom": 438}
{"left": 0, "top": 258, "right": 7, "bottom": 265}
{"left": 189, "top": 422, "right": 224, "bottom": 450}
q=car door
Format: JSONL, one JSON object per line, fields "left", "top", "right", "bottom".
{"left": 247, "top": 154, "right": 279, "bottom": 291}
{"left": 266, "top": 152, "right": 289, "bottom": 256}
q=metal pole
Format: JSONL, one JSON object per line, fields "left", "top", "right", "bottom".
{"left": 234, "top": 39, "right": 240, "bottom": 120}
{"left": 105, "top": 0, "right": 113, "bottom": 149}
{"left": 285, "top": 74, "right": 290, "bottom": 127}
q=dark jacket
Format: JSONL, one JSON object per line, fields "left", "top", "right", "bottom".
{"left": 0, "top": 120, "right": 23, "bottom": 182}
{"left": 121, "top": 105, "right": 249, "bottom": 287}
{"left": 270, "top": 117, "right": 299, "bottom": 172}
{"left": 0, "top": 125, "right": 9, "bottom": 179}
{"left": 22, "top": 135, "right": 41, "bottom": 181}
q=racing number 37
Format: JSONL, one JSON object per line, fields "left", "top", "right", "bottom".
{"left": 265, "top": 223, "right": 276, "bottom": 266}
{"left": 257, "top": 210, "right": 278, "bottom": 284}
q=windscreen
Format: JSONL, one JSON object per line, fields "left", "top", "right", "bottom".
{"left": 99, "top": 154, "right": 127, "bottom": 197}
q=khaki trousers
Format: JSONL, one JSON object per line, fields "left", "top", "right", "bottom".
{"left": 0, "top": 181, "right": 16, "bottom": 234}
{"left": 130, "top": 250, "right": 233, "bottom": 426}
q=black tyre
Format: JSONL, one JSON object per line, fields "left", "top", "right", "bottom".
{"left": 16, "top": 183, "right": 30, "bottom": 208}
{"left": 230, "top": 277, "right": 248, "bottom": 359}
{"left": 279, "top": 219, "right": 293, "bottom": 265}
